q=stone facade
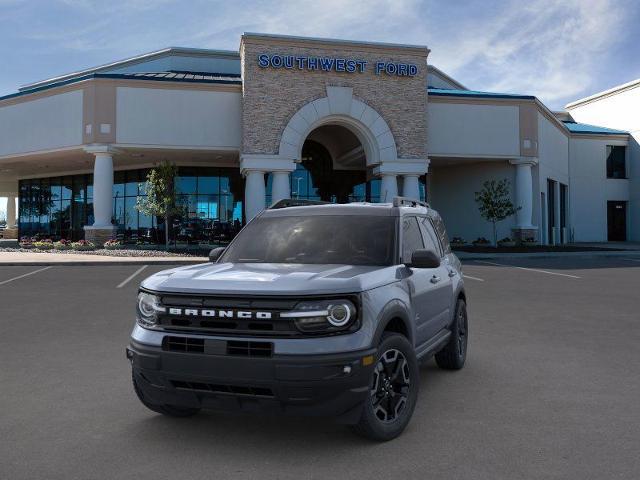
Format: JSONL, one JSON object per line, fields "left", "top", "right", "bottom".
{"left": 240, "top": 34, "right": 429, "bottom": 161}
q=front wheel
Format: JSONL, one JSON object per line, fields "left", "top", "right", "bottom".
{"left": 435, "top": 298, "right": 468, "bottom": 370}
{"left": 351, "top": 333, "right": 419, "bottom": 441}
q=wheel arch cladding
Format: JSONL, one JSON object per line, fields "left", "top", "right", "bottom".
{"left": 373, "top": 300, "right": 413, "bottom": 346}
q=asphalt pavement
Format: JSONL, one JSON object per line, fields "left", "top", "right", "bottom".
{"left": 1, "top": 257, "right": 639, "bottom": 479}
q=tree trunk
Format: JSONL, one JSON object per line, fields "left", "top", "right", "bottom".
{"left": 492, "top": 221, "right": 497, "bottom": 247}
{"left": 164, "top": 214, "right": 169, "bottom": 251}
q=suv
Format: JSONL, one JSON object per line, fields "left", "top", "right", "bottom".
{"left": 127, "top": 198, "right": 468, "bottom": 441}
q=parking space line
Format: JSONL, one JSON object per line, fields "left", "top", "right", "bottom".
{"left": 116, "top": 265, "right": 148, "bottom": 289}
{"left": 0, "top": 266, "right": 52, "bottom": 286}
{"left": 463, "top": 274, "right": 484, "bottom": 282}
{"left": 474, "top": 260, "right": 581, "bottom": 279}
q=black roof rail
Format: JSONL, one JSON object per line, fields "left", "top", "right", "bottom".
{"left": 392, "top": 196, "right": 430, "bottom": 209}
{"left": 269, "top": 199, "right": 331, "bottom": 209}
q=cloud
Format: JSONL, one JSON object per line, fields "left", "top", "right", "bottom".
{"left": 426, "top": 0, "right": 630, "bottom": 108}
{"left": 1, "top": 0, "right": 637, "bottom": 109}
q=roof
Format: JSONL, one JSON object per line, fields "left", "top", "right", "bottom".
{"left": 19, "top": 47, "right": 240, "bottom": 92}
{"left": 428, "top": 87, "right": 535, "bottom": 100}
{"left": 565, "top": 78, "right": 640, "bottom": 109}
{"left": 427, "top": 66, "right": 467, "bottom": 90}
{"left": 562, "top": 121, "right": 628, "bottom": 135}
{"left": 0, "top": 71, "right": 242, "bottom": 103}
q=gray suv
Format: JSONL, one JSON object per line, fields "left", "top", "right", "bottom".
{"left": 127, "top": 197, "right": 468, "bottom": 441}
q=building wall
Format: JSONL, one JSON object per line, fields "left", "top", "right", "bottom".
{"left": 115, "top": 87, "right": 242, "bottom": 148}
{"left": 0, "top": 90, "right": 83, "bottom": 156}
{"left": 567, "top": 86, "right": 639, "bottom": 241}
{"left": 429, "top": 161, "right": 516, "bottom": 242}
{"left": 427, "top": 102, "right": 520, "bottom": 157}
{"left": 569, "top": 137, "right": 630, "bottom": 241}
{"left": 536, "top": 112, "right": 570, "bottom": 240}
{"left": 240, "top": 36, "right": 429, "bottom": 159}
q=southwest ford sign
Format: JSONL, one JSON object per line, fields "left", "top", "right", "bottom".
{"left": 257, "top": 54, "right": 418, "bottom": 77}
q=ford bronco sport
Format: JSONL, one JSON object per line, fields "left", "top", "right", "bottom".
{"left": 127, "top": 197, "right": 468, "bottom": 441}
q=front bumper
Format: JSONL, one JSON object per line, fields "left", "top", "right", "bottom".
{"left": 127, "top": 340, "right": 376, "bottom": 423}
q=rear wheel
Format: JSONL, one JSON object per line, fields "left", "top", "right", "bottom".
{"left": 352, "top": 333, "right": 419, "bottom": 441}
{"left": 132, "top": 371, "right": 200, "bottom": 417}
{"left": 435, "top": 298, "right": 468, "bottom": 370}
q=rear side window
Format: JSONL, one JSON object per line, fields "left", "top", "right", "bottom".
{"left": 402, "top": 217, "right": 425, "bottom": 263}
{"left": 419, "top": 217, "right": 442, "bottom": 256}
{"left": 431, "top": 214, "right": 451, "bottom": 254}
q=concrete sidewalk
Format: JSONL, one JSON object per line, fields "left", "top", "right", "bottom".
{"left": 456, "top": 249, "right": 640, "bottom": 261}
{"left": 0, "top": 251, "right": 207, "bottom": 266}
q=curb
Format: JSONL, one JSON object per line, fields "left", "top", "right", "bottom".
{"left": 458, "top": 251, "right": 640, "bottom": 261}
{"left": 0, "top": 259, "right": 206, "bottom": 266}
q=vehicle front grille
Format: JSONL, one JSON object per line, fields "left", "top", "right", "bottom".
{"left": 162, "top": 336, "right": 205, "bottom": 353}
{"left": 162, "top": 336, "right": 273, "bottom": 357}
{"left": 156, "top": 295, "right": 300, "bottom": 337}
{"left": 226, "top": 340, "right": 273, "bottom": 357}
{"left": 170, "top": 380, "right": 274, "bottom": 398}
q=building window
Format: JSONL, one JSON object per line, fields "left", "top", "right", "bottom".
{"left": 606, "top": 145, "right": 626, "bottom": 179}
{"left": 18, "top": 167, "right": 244, "bottom": 245}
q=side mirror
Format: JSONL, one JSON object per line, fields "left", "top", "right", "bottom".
{"left": 407, "top": 249, "right": 441, "bottom": 269}
{"left": 208, "top": 247, "right": 225, "bottom": 262}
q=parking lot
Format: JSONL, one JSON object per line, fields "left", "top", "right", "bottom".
{"left": 1, "top": 256, "right": 639, "bottom": 480}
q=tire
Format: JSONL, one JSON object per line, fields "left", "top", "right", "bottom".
{"left": 132, "top": 371, "right": 200, "bottom": 418}
{"left": 435, "top": 298, "right": 468, "bottom": 370}
{"left": 351, "top": 333, "right": 420, "bottom": 441}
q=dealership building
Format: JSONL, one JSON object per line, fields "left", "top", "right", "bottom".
{"left": 0, "top": 33, "right": 637, "bottom": 245}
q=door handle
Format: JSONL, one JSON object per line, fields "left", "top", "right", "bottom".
{"left": 430, "top": 275, "right": 441, "bottom": 284}
{"left": 448, "top": 269, "right": 457, "bottom": 278}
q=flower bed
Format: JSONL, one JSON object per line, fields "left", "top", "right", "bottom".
{"left": 70, "top": 240, "right": 96, "bottom": 251}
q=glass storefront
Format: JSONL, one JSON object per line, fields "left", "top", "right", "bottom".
{"left": 19, "top": 167, "right": 244, "bottom": 245}
{"left": 267, "top": 163, "right": 426, "bottom": 206}
{"left": 18, "top": 164, "right": 424, "bottom": 245}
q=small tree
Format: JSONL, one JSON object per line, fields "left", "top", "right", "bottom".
{"left": 136, "top": 161, "right": 181, "bottom": 250}
{"left": 474, "top": 179, "right": 519, "bottom": 246}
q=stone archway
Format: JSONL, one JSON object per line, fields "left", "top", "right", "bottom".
{"left": 278, "top": 86, "right": 398, "bottom": 166}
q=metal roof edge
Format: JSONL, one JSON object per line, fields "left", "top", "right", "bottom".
{"left": 427, "top": 65, "right": 467, "bottom": 90}
{"left": 19, "top": 46, "right": 240, "bottom": 92}
{"left": 2, "top": 72, "right": 242, "bottom": 103}
{"left": 565, "top": 78, "right": 640, "bottom": 109}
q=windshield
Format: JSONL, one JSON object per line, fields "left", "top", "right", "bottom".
{"left": 220, "top": 215, "right": 397, "bottom": 266}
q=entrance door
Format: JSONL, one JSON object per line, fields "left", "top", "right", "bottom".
{"left": 607, "top": 201, "right": 627, "bottom": 241}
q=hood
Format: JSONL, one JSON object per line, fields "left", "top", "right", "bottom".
{"left": 140, "top": 262, "right": 401, "bottom": 295}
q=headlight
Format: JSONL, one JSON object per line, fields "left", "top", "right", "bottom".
{"left": 282, "top": 299, "right": 357, "bottom": 334}
{"left": 136, "top": 292, "right": 164, "bottom": 327}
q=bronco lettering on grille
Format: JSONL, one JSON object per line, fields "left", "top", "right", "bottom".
{"left": 167, "top": 308, "right": 273, "bottom": 319}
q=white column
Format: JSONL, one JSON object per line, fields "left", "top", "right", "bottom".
{"left": 380, "top": 174, "right": 398, "bottom": 203}
{"left": 91, "top": 152, "right": 115, "bottom": 227}
{"left": 271, "top": 171, "right": 290, "bottom": 205}
{"left": 6, "top": 195, "right": 17, "bottom": 228}
{"left": 511, "top": 159, "right": 536, "bottom": 228}
{"left": 401, "top": 175, "right": 420, "bottom": 200}
{"left": 244, "top": 170, "right": 266, "bottom": 221}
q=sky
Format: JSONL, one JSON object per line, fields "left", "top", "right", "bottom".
{"left": 1, "top": 0, "right": 639, "bottom": 109}
{"left": 1, "top": 0, "right": 640, "bottom": 214}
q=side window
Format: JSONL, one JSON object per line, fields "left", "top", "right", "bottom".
{"left": 419, "top": 217, "right": 442, "bottom": 256}
{"left": 402, "top": 217, "right": 424, "bottom": 263}
{"left": 431, "top": 214, "right": 452, "bottom": 254}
